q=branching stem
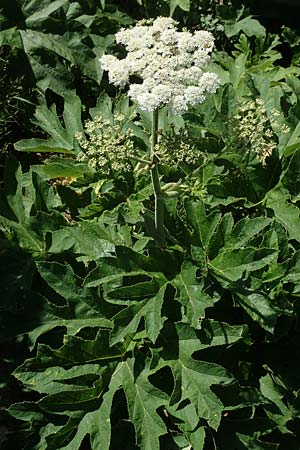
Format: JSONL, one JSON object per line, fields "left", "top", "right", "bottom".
{"left": 150, "top": 109, "right": 165, "bottom": 246}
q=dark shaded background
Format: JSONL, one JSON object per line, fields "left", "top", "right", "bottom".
{"left": 251, "top": 0, "right": 300, "bottom": 29}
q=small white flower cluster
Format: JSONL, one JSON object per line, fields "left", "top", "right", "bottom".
{"left": 234, "top": 98, "right": 290, "bottom": 166}
{"left": 100, "top": 17, "right": 219, "bottom": 114}
{"left": 75, "top": 115, "right": 136, "bottom": 174}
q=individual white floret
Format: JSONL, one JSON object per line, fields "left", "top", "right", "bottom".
{"left": 152, "top": 84, "right": 173, "bottom": 104}
{"left": 184, "top": 86, "right": 205, "bottom": 106}
{"left": 100, "top": 54, "right": 118, "bottom": 71}
{"left": 193, "top": 49, "right": 211, "bottom": 67}
{"left": 201, "top": 72, "right": 220, "bottom": 93}
{"left": 126, "top": 50, "right": 148, "bottom": 72}
{"left": 134, "top": 92, "right": 162, "bottom": 112}
{"left": 101, "top": 55, "right": 130, "bottom": 87}
{"left": 193, "top": 30, "right": 215, "bottom": 51}
{"left": 170, "top": 94, "right": 189, "bottom": 114}
{"left": 116, "top": 26, "right": 153, "bottom": 50}
{"left": 177, "top": 31, "right": 196, "bottom": 53}
{"left": 173, "top": 53, "right": 192, "bottom": 69}
{"left": 180, "top": 66, "right": 204, "bottom": 84}
{"left": 160, "top": 28, "right": 178, "bottom": 46}
{"left": 152, "top": 16, "right": 176, "bottom": 33}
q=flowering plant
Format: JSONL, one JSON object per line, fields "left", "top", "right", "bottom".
{"left": 101, "top": 17, "right": 219, "bottom": 244}
{"left": 5, "top": 4, "right": 300, "bottom": 450}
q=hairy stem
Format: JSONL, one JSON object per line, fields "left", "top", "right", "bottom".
{"left": 150, "top": 109, "right": 165, "bottom": 246}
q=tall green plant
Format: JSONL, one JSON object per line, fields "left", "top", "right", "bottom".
{"left": 100, "top": 17, "right": 219, "bottom": 244}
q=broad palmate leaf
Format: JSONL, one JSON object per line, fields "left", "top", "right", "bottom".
{"left": 10, "top": 319, "right": 246, "bottom": 450}
{"left": 0, "top": 155, "right": 64, "bottom": 253}
{"left": 12, "top": 330, "right": 168, "bottom": 450}
{"left": 15, "top": 94, "right": 83, "bottom": 154}
{"left": 152, "top": 322, "right": 239, "bottom": 430}
{"left": 172, "top": 260, "right": 220, "bottom": 327}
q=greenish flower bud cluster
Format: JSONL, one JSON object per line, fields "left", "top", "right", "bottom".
{"left": 156, "top": 129, "right": 203, "bottom": 167}
{"left": 233, "top": 98, "right": 290, "bottom": 166}
{"left": 185, "top": 177, "right": 208, "bottom": 200}
{"left": 75, "top": 115, "right": 136, "bottom": 174}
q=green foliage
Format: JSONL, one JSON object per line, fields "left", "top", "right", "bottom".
{"left": 0, "top": 0, "right": 132, "bottom": 95}
{"left": 15, "top": 93, "right": 83, "bottom": 154}
{"left": 0, "top": 46, "right": 36, "bottom": 156}
{"left": 2, "top": 2, "right": 300, "bottom": 450}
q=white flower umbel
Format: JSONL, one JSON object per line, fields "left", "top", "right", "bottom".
{"left": 100, "top": 17, "right": 219, "bottom": 114}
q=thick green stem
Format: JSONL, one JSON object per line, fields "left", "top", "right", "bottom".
{"left": 150, "top": 109, "right": 165, "bottom": 245}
